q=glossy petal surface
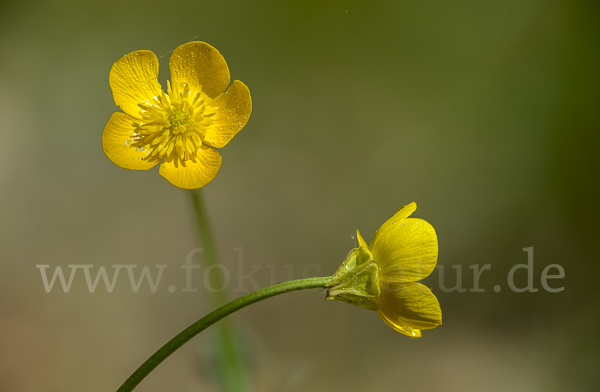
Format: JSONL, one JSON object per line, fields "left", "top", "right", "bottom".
{"left": 159, "top": 145, "right": 222, "bottom": 189}
{"left": 203, "top": 81, "right": 252, "bottom": 148}
{"left": 169, "top": 42, "right": 230, "bottom": 99}
{"left": 102, "top": 113, "right": 158, "bottom": 170}
{"left": 371, "top": 216, "right": 438, "bottom": 282}
{"left": 376, "top": 282, "right": 442, "bottom": 337}
{"left": 371, "top": 203, "right": 417, "bottom": 246}
{"left": 109, "top": 51, "right": 162, "bottom": 118}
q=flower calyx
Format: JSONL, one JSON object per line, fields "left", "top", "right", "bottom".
{"left": 325, "top": 246, "right": 381, "bottom": 311}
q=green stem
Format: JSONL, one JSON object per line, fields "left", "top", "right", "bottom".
{"left": 189, "top": 189, "right": 242, "bottom": 391}
{"left": 116, "top": 276, "right": 333, "bottom": 392}
{"left": 189, "top": 189, "right": 227, "bottom": 307}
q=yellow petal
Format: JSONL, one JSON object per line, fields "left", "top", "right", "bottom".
{"left": 376, "top": 282, "right": 442, "bottom": 337}
{"left": 371, "top": 216, "right": 438, "bottom": 282}
{"left": 102, "top": 112, "right": 158, "bottom": 170}
{"left": 356, "top": 229, "right": 368, "bottom": 248}
{"left": 169, "top": 42, "right": 230, "bottom": 99}
{"left": 378, "top": 313, "right": 421, "bottom": 337}
{"left": 109, "top": 50, "right": 163, "bottom": 118}
{"left": 159, "top": 145, "right": 222, "bottom": 189}
{"left": 203, "top": 81, "right": 252, "bottom": 148}
{"left": 372, "top": 203, "right": 417, "bottom": 246}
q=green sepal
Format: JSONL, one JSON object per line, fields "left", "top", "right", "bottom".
{"left": 326, "top": 246, "right": 380, "bottom": 311}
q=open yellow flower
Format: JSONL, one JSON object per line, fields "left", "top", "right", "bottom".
{"left": 102, "top": 42, "right": 252, "bottom": 189}
{"left": 326, "top": 202, "right": 441, "bottom": 337}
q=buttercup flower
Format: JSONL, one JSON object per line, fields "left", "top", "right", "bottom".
{"left": 326, "top": 202, "right": 441, "bottom": 337}
{"left": 102, "top": 42, "right": 251, "bottom": 189}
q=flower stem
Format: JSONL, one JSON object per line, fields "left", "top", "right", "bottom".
{"left": 116, "top": 276, "right": 333, "bottom": 392}
{"left": 189, "top": 189, "right": 243, "bottom": 391}
{"left": 189, "top": 189, "right": 227, "bottom": 307}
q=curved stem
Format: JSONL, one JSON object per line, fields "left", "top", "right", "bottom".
{"left": 116, "top": 276, "right": 333, "bottom": 392}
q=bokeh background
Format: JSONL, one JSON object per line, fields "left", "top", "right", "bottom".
{"left": 1, "top": 0, "right": 598, "bottom": 391}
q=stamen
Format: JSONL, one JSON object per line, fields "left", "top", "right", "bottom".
{"left": 133, "top": 81, "right": 210, "bottom": 164}
{"left": 191, "top": 93, "right": 201, "bottom": 106}
{"left": 186, "top": 138, "right": 196, "bottom": 153}
{"left": 192, "top": 133, "right": 202, "bottom": 146}
{"left": 166, "top": 142, "right": 175, "bottom": 157}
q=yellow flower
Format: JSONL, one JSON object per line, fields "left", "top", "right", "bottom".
{"left": 326, "top": 202, "right": 441, "bottom": 337}
{"left": 102, "top": 42, "right": 252, "bottom": 189}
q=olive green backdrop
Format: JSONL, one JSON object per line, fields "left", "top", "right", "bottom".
{"left": 0, "top": 0, "right": 598, "bottom": 391}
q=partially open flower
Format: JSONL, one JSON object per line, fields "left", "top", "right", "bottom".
{"left": 102, "top": 41, "right": 251, "bottom": 189}
{"left": 326, "top": 203, "right": 441, "bottom": 337}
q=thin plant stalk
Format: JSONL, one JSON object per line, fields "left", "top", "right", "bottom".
{"left": 116, "top": 276, "right": 333, "bottom": 392}
{"left": 189, "top": 189, "right": 244, "bottom": 391}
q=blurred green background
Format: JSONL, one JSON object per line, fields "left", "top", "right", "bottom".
{"left": 1, "top": 0, "right": 598, "bottom": 391}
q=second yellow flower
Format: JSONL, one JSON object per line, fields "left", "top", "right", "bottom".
{"left": 102, "top": 42, "right": 252, "bottom": 189}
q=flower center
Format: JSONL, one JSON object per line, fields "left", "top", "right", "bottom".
{"left": 131, "top": 81, "right": 216, "bottom": 165}
{"left": 168, "top": 111, "right": 189, "bottom": 129}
